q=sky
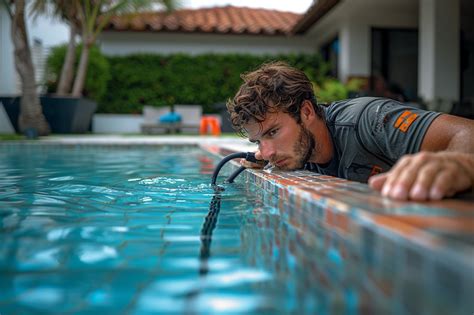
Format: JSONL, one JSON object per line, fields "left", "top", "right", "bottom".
{"left": 27, "top": 0, "right": 314, "bottom": 48}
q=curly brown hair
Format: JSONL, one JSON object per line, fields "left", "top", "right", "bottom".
{"left": 226, "top": 61, "right": 322, "bottom": 136}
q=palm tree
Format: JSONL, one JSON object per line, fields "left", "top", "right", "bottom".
{"left": 71, "top": 0, "right": 178, "bottom": 96}
{"left": 2, "top": 0, "right": 51, "bottom": 136}
{"left": 32, "top": 0, "right": 178, "bottom": 97}
{"left": 31, "top": 0, "right": 81, "bottom": 95}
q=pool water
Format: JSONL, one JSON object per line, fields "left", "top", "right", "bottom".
{"left": 0, "top": 145, "right": 268, "bottom": 314}
{"left": 0, "top": 145, "right": 464, "bottom": 314}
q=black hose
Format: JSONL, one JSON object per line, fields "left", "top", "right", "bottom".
{"left": 225, "top": 166, "right": 246, "bottom": 183}
{"left": 199, "top": 193, "right": 221, "bottom": 275}
{"left": 196, "top": 152, "right": 262, "bottom": 279}
{"left": 210, "top": 152, "right": 258, "bottom": 187}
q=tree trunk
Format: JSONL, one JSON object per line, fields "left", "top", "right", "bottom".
{"left": 56, "top": 22, "right": 78, "bottom": 95}
{"left": 71, "top": 39, "right": 92, "bottom": 97}
{"left": 12, "top": 0, "right": 50, "bottom": 136}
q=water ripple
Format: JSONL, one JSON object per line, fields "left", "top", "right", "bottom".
{"left": 78, "top": 244, "right": 118, "bottom": 264}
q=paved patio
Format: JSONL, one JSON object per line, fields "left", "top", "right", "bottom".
{"left": 36, "top": 134, "right": 256, "bottom": 153}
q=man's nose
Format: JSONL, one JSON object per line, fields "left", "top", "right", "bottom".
{"left": 259, "top": 141, "right": 276, "bottom": 161}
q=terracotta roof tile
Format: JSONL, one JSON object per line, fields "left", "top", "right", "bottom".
{"left": 105, "top": 6, "right": 302, "bottom": 36}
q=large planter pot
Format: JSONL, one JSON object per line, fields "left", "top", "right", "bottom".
{"left": 0, "top": 95, "right": 97, "bottom": 134}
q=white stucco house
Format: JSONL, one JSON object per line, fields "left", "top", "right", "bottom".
{"left": 100, "top": 6, "right": 314, "bottom": 56}
{"left": 96, "top": 5, "right": 317, "bottom": 134}
{"left": 99, "top": 1, "right": 474, "bottom": 114}
{"left": 292, "top": 0, "right": 474, "bottom": 112}
{"left": 1, "top": 1, "right": 473, "bottom": 117}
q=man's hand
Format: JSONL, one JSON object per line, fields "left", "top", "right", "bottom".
{"left": 368, "top": 151, "right": 474, "bottom": 201}
{"left": 239, "top": 151, "right": 266, "bottom": 168}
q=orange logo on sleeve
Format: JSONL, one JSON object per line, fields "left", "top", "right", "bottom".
{"left": 369, "top": 165, "right": 383, "bottom": 177}
{"left": 394, "top": 110, "right": 418, "bottom": 132}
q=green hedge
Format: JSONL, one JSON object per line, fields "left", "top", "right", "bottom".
{"left": 99, "top": 53, "right": 330, "bottom": 114}
{"left": 46, "top": 44, "right": 110, "bottom": 100}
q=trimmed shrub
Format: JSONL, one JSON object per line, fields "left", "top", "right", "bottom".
{"left": 99, "top": 53, "right": 330, "bottom": 114}
{"left": 314, "top": 78, "right": 366, "bottom": 104}
{"left": 314, "top": 80, "right": 349, "bottom": 104}
{"left": 46, "top": 44, "right": 110, "bottom": 101}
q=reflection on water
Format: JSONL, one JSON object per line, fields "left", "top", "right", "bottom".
{"left": 199, "top": 193, "right": 221, "bottom": 276}
{"left": 0, "top": 145, "right": 471, "bottom": 314}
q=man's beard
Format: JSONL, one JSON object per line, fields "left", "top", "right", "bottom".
{"left": 293, "top": 124, "right": 316, "bottom": 169}
{"left": 274, "top": 124, "right": 315, "bottom": 171}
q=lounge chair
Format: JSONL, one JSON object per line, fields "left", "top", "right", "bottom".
{"left": 174, "top": 104, "right": 202, "bottom": 133}
{"left": 140, "top": 105, "right": 171, "bottom": 134}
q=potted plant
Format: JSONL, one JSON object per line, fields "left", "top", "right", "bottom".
{"left": 1, "top": 0, "right": 50, "bottom": 137}
{"left": 2, "top": 0, "right": 177, "bottom": 134}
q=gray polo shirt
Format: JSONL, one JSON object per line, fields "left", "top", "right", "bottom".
{"left": 305, "top": 97, "right": 442, "bottom": 182}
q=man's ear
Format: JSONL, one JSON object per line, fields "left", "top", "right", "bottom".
{"left": 300, "top": 100, "right": 316, "bottom": 122}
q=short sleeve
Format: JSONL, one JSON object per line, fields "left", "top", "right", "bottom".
{"left": 357, "top": 99, "right": 441, "bottom": 162}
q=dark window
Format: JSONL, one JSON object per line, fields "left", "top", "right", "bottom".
{"left": 321, "top": 36, "right": 339, "bottom": 78}
{"left": 371, "top": 28, "right": 418, "bottom": 102}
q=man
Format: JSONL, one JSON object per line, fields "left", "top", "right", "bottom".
{"left": 226, "top": 62, "right": 474, "bottom": 201}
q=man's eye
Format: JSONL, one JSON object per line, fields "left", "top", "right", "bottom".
{"left": 268, "top": 129, "right": 278, "bottom": 137}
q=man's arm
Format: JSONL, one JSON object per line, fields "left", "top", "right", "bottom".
{"left": 369, "top": 114, "right": 474, "bottom": 200}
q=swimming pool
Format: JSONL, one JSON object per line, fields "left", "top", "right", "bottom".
{"left": 0, "top": 144, "right": 471, "bottom": 314}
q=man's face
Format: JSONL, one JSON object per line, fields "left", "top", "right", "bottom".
{"left": 244, "top": 110, "right": 316, "bottom": 170}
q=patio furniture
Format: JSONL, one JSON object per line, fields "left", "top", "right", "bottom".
{"left": 141, "top": 105, "right": 203, "bottom": 134}
{"left": 158, "top": 111, "right": 182, "bottom": 134}
{"left": 140, "top": 105, "right": 171, "bottom": 134}
{"left": 174, "top": 105, "right": 202, "bottom": 133}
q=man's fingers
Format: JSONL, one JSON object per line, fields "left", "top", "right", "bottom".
{"left": 408, "top": 162, "right": 440, "bottom": 200}
{"left": 239, "top": 150, "right": 266, "bottom": 168}
{"left": 386, "top": 162, "right": 423, "bottom": 200}
{"left": 428, "top": 166, "right": 470, "bottom": 200}
{"left": 368, "top": 173, "right": 388, "bottom": 190}
{"left": 378, "top": 155, "right": 418, "bottom": 198}
{"left": 239, "top": 158, "right": 265, "bottom": 169}
{"left": 374, "top": 152, "right": 472, "bottom": 201}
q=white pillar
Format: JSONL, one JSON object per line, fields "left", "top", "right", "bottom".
{"left": 418, "top": 0, "right": 460, "bottom": 112}
{"left": 338, "top": 20, "right": 370, "bottom": 83}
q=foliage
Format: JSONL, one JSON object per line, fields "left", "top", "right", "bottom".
{"left": 314, "top": 80, "right": 349, "bottom": 104}
{"left": 46, "top": 44, "right": 110, "bottom": 100}
{"left": 99, "top": 53, "right": 330, "bottom": 113}
{"left": 314, "top": 78, "right": 365, "bottom": 104}
{"left": 0, "top": 134, "right": 26, "bottom": 141}
{"left": 31, "top": 1, "right": 178, "bottom": 96}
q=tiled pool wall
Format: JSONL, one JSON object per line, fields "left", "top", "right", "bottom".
{"left": 202, "top": 144, "right": 474, "bottom": 315}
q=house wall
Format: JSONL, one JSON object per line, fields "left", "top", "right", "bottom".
{"left": 305, "top": 0, "right": 418, "bottom": 82}
{"left": 305, "top": 0, "right": 474, "bottom": 110}
{"left": 30, "top": 41, "right": 48, "bottom": 93}
{"left": 338, "top": 18, "right": 371, "bottom": 84}
{"left": 0, "top": 4, "right": 18, "bottom": 95}
{"left": 419, "top": 0, "right": 460, "bottom": 111}
{"left": 99, "top": 32, "right": 316, "bottom": 56}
